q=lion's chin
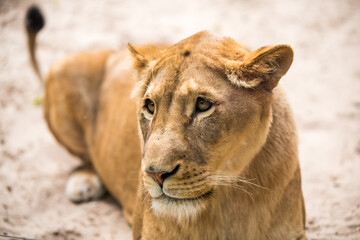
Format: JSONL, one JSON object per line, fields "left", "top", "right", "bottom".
{"left": 150, "top": 191, "right": 213, "bottom": 222}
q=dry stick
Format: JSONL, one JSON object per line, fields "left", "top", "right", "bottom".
{"left": 0, "top": 234, "right": 37, "bottom": 240}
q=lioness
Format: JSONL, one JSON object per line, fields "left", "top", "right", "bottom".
{"left": 26, "top": 6, "right": 306, "bottom": 240}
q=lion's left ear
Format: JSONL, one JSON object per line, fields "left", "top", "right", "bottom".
{"left": 226, "top": 45, "right": 293, "bottom": 91}
{"left": 128, "top": 43, "right": 166, "bottom": 74}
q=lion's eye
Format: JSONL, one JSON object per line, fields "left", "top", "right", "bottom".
{"left": 195, "top": 97, "right": 212, "bottom": 112}
{"left": 145, "top": 99, "right": 155, "bottom": 114}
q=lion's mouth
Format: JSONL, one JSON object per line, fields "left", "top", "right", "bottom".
{"left": 156, "top": 189, "right": 214, "bottom": 203}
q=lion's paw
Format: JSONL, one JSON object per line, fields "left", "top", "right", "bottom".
{"left": 65, "top": 169, "right": 105, "bottom": 203}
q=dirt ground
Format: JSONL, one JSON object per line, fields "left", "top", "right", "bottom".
{"left": 0, "top": 0, "right": 359, "bottom": 239}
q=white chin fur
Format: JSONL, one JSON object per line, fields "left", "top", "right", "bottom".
{"left": 151, "top": 196, "right": 208, "bottom": 222}
{"left": 147, "top": 186, "right": 163, "bottom": 198}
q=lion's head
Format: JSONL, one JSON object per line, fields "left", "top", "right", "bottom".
{"left": 129, "top": 31, "right": 293, "bottom": 221}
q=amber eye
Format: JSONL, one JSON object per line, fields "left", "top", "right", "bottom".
{"left": 195, "top": 97, "right": 212, "bottom": 112}
{"left": 145, "top": 99, "right": 155, "bottom": 114}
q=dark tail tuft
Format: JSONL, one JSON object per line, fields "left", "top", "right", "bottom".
{"left": 25, "top": 5, "right": 45, "bottom": 34}
{"left": 25, "top": 5, "right": 45, "bottom": 84}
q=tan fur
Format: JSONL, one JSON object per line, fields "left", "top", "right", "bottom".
{"left": 32, "top": 30, "right": 306, "bottom": 239}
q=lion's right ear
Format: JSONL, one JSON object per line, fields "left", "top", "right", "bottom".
{"left": 128, "top": 44, "right": 147, "bottom": 70}
{"left": 128, "top": 43, "right": 165, "bottom": 73}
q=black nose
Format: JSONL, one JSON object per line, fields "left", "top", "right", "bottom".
{"left": 145, "top": 165, "right": 180, "bottom": 187}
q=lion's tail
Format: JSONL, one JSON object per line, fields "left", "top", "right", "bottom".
{"left": 25, "top": 5, "right": 45, "bottom": 85}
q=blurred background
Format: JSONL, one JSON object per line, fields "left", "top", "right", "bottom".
{"left": 0, "top": 0, "right": 359, "bottom": 239}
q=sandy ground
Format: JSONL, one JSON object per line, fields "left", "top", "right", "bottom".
{"left": 0, "top": 0, "right": 359, "bottom": 239}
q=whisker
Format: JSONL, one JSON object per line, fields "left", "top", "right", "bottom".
{"left": 206, "top": 170, "right": 268, "bottom": 191}
{"left": 207, "top": 181, "right": 254, "bottom": 202}
{"left": 142, "top": 192, "right": 150, "bottom": 206}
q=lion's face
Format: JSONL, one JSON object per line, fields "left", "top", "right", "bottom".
{"left": 129, "top": 32, "right": 293, "bottom": 220}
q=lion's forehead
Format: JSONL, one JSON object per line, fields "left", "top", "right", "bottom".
{"left": 178, "top": 78, "right": 198, "bottom": 96}
{"left": 148, "top": 78, "right": 199, "bottom": 97}
{"left": 146, "top": 62, "right": 226, "bottom": 101}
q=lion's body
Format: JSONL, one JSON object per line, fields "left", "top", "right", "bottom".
{"left": 30, "top": 14, "right": 306, "bottom": 237}
{"left": 44, "top": 49, "right": 142, "bottom": 221}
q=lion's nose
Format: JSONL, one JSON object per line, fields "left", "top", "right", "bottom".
{"left": 145, "top": 165, "right": 180, "bottom": 187}
{"left": 146, "top": 171, "right": 167, "bottom": 186}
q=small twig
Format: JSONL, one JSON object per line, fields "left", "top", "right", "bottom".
{"left": 0, "top": 234, "right": 37, "bottom": 240}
